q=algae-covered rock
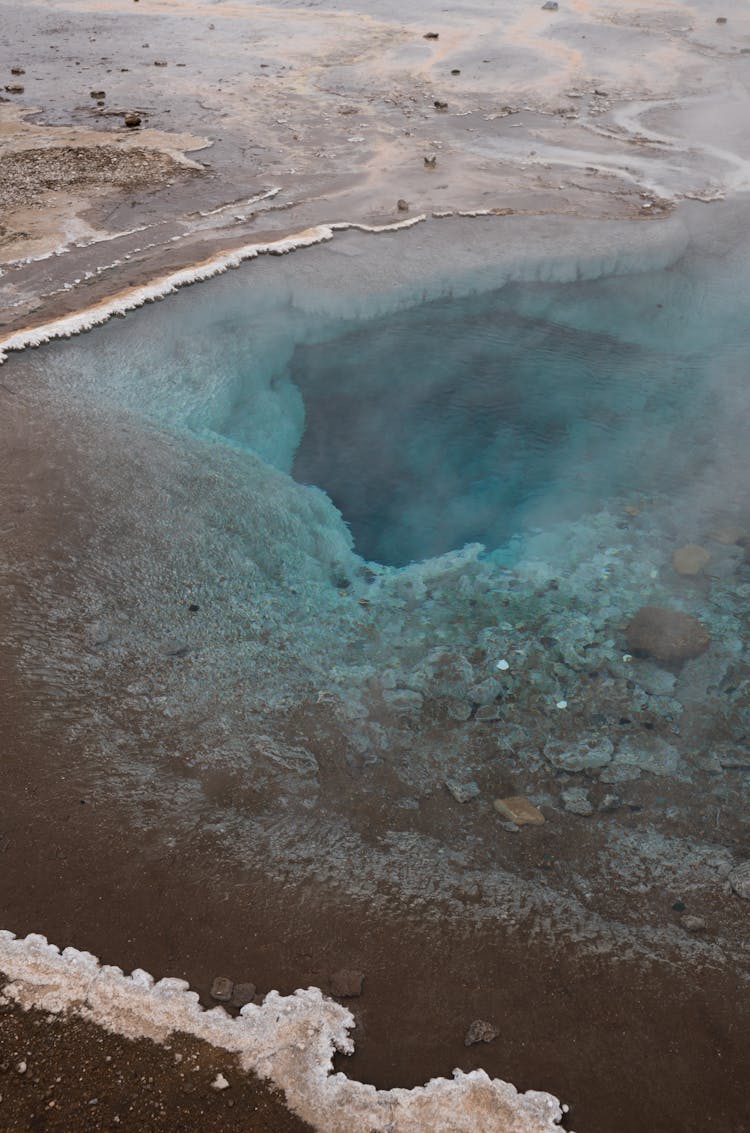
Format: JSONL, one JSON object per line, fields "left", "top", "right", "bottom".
{"left": 626, "top": 606, "right": 710, "bottom": 664}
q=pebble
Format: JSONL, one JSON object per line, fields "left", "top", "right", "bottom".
{"left": 445, "top": 778, "right": 481, "bottom": 803}
{"left": 493, "top": 796, "right": 545, "bottom": 826}
{"left": 680, "top": 915, "right": 706, "bottom": 932}
{"left": 465, "top": 1019, "right": 499, "bottom": 1046}
{"left": 124, "top": 111, "right": 142, "bottom": 128}
{"left": 211, "top": 1073, "right": 230, "bottom": 1091}
{"left": 210, "top": 976, "right": 233, "bottom": 1003}
{"left": 545, "top": 736, "right": 613, "bottom": 772}
{"left": 542, "top": 1, "right": 559, "bottom": 9}
{"left": 397, "top": 198, "right": 410, "bottom": 211}
{"left": 16, "top": 1061, "right": 26, "bottom": 1075}
{"left": 330, "top": 969, "right": 364, "bottom": 997}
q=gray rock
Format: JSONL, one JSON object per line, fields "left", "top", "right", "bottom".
{"left": 542, "top": 1, "right": 559, "bottom": 9}
{"left": 467, "top": 677, "right": 501, "bottom": 705}
{"left": 383, "top": 688, "right": 423, "bottom": 713}
{"left": 680, "top": 915, "right": 706, "bottom": 932}
{"left": 210, "top": 976, "right": 233, "bottom": 1003}
{"left": 599, "top": 793, "right": 622, "bottom": 812}
{"left": 614, "top": 736, "right": 681, "bottom": 777}
{"left": 475, "top": 704, "right": 502, "bottom": 721}
{"left": 561, "top": 787, "right": 594, "bottom": 816}
{"left": 728, "top": 861, "right": 750, "bottom": 900}
{"left": 465, "top": 1019, "right": 499, "bottom": 1046}
{"left": 544, "top": 735, "right": 613, "bottom": 772}
{"left": 160, "top": 637, "right": 190, "bottom": 657}
{"left": 230, "top": 982, "right": 257, "bottom": 1008}
{"left": 445, "top": 778, "right": 480, "bottom": 803}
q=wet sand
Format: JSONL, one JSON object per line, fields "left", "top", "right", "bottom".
{"left": 2, "top": 2, "right": 750, "bottom": 1131}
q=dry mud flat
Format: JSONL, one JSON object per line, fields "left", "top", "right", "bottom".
{"left": 2, "top": 1, "right": 750, "bottom": 1132}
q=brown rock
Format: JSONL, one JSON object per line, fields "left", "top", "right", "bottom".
{"left": 397, "top": 198, "right": 410, "bottom": 211}
{"left": 465, "top": 1019, "right": 499, "bottom": 1046}
{"left": 90, "top": 90, "right": 106, "bottom": 99}
{"left": 4, "top": 84, "right": 24, "bottom": 94}
{"left": 124, "top": 112, "right": 142, "bottom": 128}
{"left": 424, "top": 154, "right": 437, "bottom": 168}
{"left": 672, "top": 544, "right": 711, "bottom": 576}
{"left": 434, "top": 99, "right": 448, "bottom": 110}
{"left": 11, "top": 67, "right": 25, "bottom": 76}
{"left": 625, "top": 606, "right": 710, "bottom": 664}
{"left": 330, "top": 969, "right": 364, "bottom": 997}
{"left": 423, "top": 31, "right": 440, "bottom": 39}
{"left": 493, "top": 796, "right": 545, "bottom": 826}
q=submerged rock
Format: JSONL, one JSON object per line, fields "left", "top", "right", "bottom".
{"left": 330, "top": 969, "right": 364, "bottom": 997}
{"left": 728, "top": 861, "right": 750, "bottom": 900}
{"left": 465, "top": 1020, "right": 499, "bottom": 1046}
{"left": 445, "top": 778, "right": 481, "bottom": 803}
{"left": 625, "top": 606, "right": 710, "bottom": 664}
{"left": 561, "top": 787, "right": 594, "bottom": 816}
{"left": 672, "top": 544, "right": 711, "bottom": 576}
{"left": 493, "top": 796, "right": 545, "bottom": 825}
{"left": 544, "top": 735, "right": 613, "bottom": 772}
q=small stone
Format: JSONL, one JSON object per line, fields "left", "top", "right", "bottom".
{"left": 211, "top": 1073, "right": 230, "bottom": 1090}
{"left": 434, "top": 99, "right": 448, "bottom": 110}
{"left": 90, "top": 89, "right": 106, "bottom": 98}
{"left": 210, "top": 976, "right": 234, "bottom": 1003}
{"left": 397, "top": 198, "right": 410, "bottom": 211}
{"left": 11, "top": 67, "right": 25, "bottom": 75}
{"left": 87, "top": 622, "right": 111, "bottom": 647}
{"left": 4, "top": 84, "right": 24, "bottom": 94}
{"left": 124, "top": 112, "right": 142, "bottom": 127}
{"left": 561, "top": 787, "right": 594, "bottom": 817}
{"left": 330, "top": 969, "right": 364, "bottom": 997}
{"left": 423, "top": 31, "right": 440, "bottom": 39}
{"left": 496, "top": 659, "right": 510, "bottom": 671}
{"left": 154, "top": 59, "right": 168, "bottom": 66}
{"left": 230, "top": 982, "right": 256, "bottom": 1008}
{"left": 493, "top": 796, "right": 545, "bottom": 826}
{"left": 464, "top": 1020, "right": 499, "bottom": 1046}
{"left": 599, "top": 793, "right": 622, "bottom": 812}
{"left": 424, "top": 154, "right": 437, "bottom": 168}
{"left": 716, "top": 16, "right": 727, "bottom": 24}
{"left": 445, "top": 778, "right": 480, "bottom": 803}
{"left": 451, "top": 68, "right": 461, "bottom": 75}
{"left": 624, "top": 504, "right": 641, "bottom": 516}
{"left": 625, "top": 606, "right": 710, "bottom": 664}
{"left": 16, "top": 1062, "right": 27, "bottom": 1075}
{"left": 672, "top": 544, "right": 711, "bottom": 576}
{"left": 541, "top": 1, "right": 559, "bottom": 9}
{"left": 680, "top": 915, "right": 706, "bottom": 932}
{"left": 728, "top": 861, "right": 750, "bottom": 900}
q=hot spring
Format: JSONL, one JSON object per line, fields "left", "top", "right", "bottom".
{"left": 2, "top": 209, "right": 750, "bottom": 1132}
